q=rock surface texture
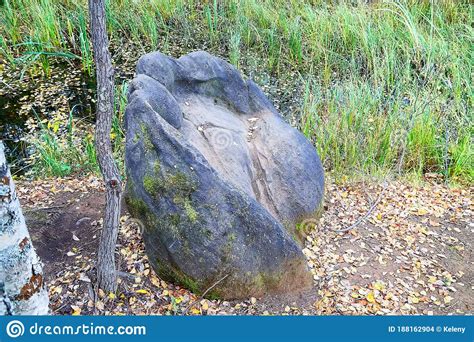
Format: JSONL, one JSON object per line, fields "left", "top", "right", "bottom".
{"left": 125, "top": 51, "right": 324, "bottom": 299}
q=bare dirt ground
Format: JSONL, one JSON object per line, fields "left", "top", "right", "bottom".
{"left": 18, "top": 175, "right": 472, "bottom": 315}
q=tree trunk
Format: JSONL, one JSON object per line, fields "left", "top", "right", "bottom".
{"left": 0, "top": 142, "right": 49, "bottom": 315}
{"left": 88, "top": 0, "right": 122, "bottom": 292}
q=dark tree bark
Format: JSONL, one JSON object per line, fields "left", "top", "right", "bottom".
{"left": 88, "top": 0, "right": 122, "bottom": 292}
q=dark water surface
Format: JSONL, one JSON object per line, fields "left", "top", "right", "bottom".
{"left": 0, "top": 62, "right": 98, "bottom": 173}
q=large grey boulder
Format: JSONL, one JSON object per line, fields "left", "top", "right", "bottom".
{"left": 125, "top": 51, "right": 324, "bottom": 299}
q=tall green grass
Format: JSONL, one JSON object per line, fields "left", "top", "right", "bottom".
{"left": 26, "top": 82, "right": 128, "bottom": 177}
{"left": 1, "top": 0, "right": 472, "bottom": 182}
{"left": 28, "top": 106, "right": 98, "bottom": 177}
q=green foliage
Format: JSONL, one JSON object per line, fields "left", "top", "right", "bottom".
{"left": 1, "top": 0, "right": 472, "bottom": 182}
{"left": 26, "top": 82, "right": 128, "bottom": 178}
{"left": 183, "top": 199, "right": 198, "bottom": 223}
{"left": 143, "top": 175, "right": 159, "bottom": 195}
{"left": 28, "top": 108, "right": 98, "bottom": 177}
{"left": 229, "top": 31, "right": 241, "bottom": 67}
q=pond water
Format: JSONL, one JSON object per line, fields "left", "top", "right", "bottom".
{"left": 0, "top": 50, "right": 303, "bottom": 175}
{"left": 0, "top": 63, "right": 99, "bottom": 173}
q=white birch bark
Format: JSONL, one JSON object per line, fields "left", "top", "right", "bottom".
{"left": 0, "top": 142, "right": 49, "bottom": 315}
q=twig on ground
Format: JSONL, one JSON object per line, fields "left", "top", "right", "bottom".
{"left": 332, "top": 181, "right": 388, "bottom": 233}
{"left": 24, "top": 205, "right": 66, "bottom": 212}
{"left": 117, "top": 271, "right": 137, "bottom": 281}
{"left": 443, "top": 122, "right": 450, "bottom": 185}
{"left": 53, "top": 302, "right": 70, "bottom": 314}
{"left": 183, "top": 274, "right": 229, "bottom": 315}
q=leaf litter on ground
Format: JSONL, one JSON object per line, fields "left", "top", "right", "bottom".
{"left": 17, "top": 175, "right": 473, "bottom": 315}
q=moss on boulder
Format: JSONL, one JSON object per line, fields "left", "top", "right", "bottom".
{"left": 124, "top": 50, "right": 324, "bottom": 299}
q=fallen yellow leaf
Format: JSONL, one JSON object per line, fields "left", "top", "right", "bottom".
{"left": 95, "top": 300, "right": 104, "bottom": 310}
{"left": 444, "top": 296, "right": 453, "bottom": 304}
{"left": 417, "top": 208, "right": 428, "bottom": 216}
{"left": 201, "top": 300, "right": 209, "bottom": 311}
{"left": 373, "top": 282, "right": 385, "bottom": 291}
{"left": 366, "top": 291, "right": 376, "bottom": 304}
{"left": 150, "top": 277, "right": 161, "bottom": 288}
{"left": 418, "top": 226, "right": 428, "bottom": 235}
{"left": 71, "top": 305, "right": 81, "bottom": 315}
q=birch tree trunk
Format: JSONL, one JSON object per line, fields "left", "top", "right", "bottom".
{"left": 0, "top": 142, "right": 49, "bottom": 315}
{"left": 88, "top": 0, "right": 123, "bottom": 292}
